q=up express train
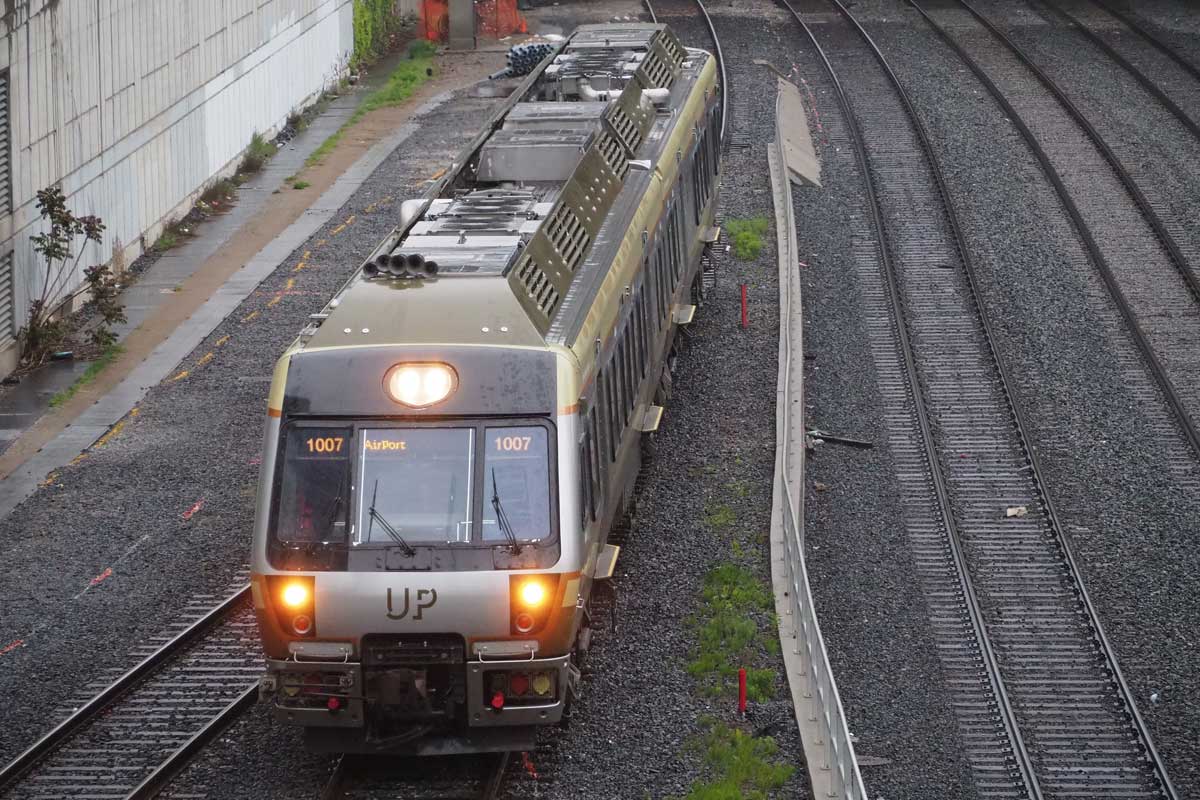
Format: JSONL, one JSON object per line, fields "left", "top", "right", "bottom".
{"left": 250, "top": 23, "right": 721, "bottom": 754}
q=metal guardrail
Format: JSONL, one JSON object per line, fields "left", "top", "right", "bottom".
{"left": 768, "top": 88, "right": 867, "bottom": 800}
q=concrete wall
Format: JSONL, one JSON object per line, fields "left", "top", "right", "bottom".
{"left": 0, "top": 0, "right": 356, "bottom": 375}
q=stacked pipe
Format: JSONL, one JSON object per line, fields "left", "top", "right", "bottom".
{"left": 507, "top": 42, "right": 556, "bottom": 76}
{"left": 363, "top": 251, "right": 439, "bottom": 279}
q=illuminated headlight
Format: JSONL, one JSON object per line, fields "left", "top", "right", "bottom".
{"left": 385, "top": 363, "right": 457, "bottom": 408}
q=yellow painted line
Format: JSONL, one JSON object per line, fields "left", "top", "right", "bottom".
{"left": 70, "top": 453, "right": 88, "bottom": 466}
{"left": 330, "top": 223, "right": 347, "bottom": 236}
{"left": 241, "top": 310, "right": 260, "bottom": 323}
{"left": 267, "top": 295, "right": 282, "bottom": 308}
{"left": 95, "top": 419, "right": 127, "bottom": 448}
{"left": 315, "top": 238, "right": 327, "bottom": 247}
{"left": 170, "top": 370, "right": 189, "bottom": 382}
{"left": 131, "top": 407, "right": 140, "bottom": 417}
{"left": 196, "top": 352, "right": 214, "bottom": 367}
{"left": 364, "top": 202, "right": 377, "bottom": 214}
{"left": 40, "top": 471, "right": 59, "bottom": 488}
{"left": 429, "top": 167, "right": 447, "bottom": 181}
{"left": 344, "top": 214, "right": 356, "bottom": 225}
{"left": 215, "top": 335, "right": 231, "bottom": 348}
{"left": 293, "top": 261, "right": 306, "bottom": 272}
{"left": 285, "top": 278, "right": 296, "bottom": 291}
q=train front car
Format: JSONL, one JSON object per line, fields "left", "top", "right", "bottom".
{"left": 250, "top": 22, "right": 720, "bottom": 755}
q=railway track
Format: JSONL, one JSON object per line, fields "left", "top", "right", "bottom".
{"left": 0, "top": 586, "right": 259, "bottom": 799}
{"left": 934, "top": 2, "right": 1200, "bottom": 444}
{"left": 1088, "top": 0, "right": 1200, "bottom": 87}
{"left": 644, "top": 0, "right": 727, "bottom": 147}
{"left": 1031, "top": 0, "right": 1200, "bottom": 140}
{"left": 779, "top": 0, "right": 1179, "bottom": 797}
{"left": 320, "top": 753, "right": 509, "bottom": 800}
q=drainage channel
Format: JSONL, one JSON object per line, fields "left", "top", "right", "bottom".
{"left": 780, "top": 0, "right": 1178, "bottom": 797}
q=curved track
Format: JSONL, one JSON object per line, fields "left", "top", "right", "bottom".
{"left": 321, "top": 752, "right": 509, "bottom": 800}
{"left": 1030, "top": 0, "right": 1200, "bottom": 140}
{"left": 644, "top": 0, "right": 727, "bottom": 146}
{"left": 1089, "top": 0, "right": 1200, "bottom": 85}
{"left": 0, "top": 586, "right": 258, "bottom": 799}
{"left": 778, "top": 0, "right": 1180, "bottom": 797}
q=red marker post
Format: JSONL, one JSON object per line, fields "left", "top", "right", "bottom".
{"left": 738, "top": 667, "right": 748, "bottom": 716}
{"left": 740, "top": 284, "right": 749, "bottom": 329}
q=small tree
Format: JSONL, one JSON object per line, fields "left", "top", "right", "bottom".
{"left": 20, "top": 186, "right": 126, "bottom": 366}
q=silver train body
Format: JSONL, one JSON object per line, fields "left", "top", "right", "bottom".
{"left": 249, "top": 23, "right": 721, "bottom": 754}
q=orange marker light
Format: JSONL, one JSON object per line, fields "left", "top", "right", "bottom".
{"left": 281, "top": 582, "right": 310, "bottom": 609}
{"left": 519, "top": 580, "right": 548, "bottom": 608}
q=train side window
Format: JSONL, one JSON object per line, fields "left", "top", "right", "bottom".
{"left": 588, "top": 409, "right": 603, "bottom": 517}
{"left": 579, "top": 434, "right": 592, "bottom": 527}
{"left": 606, "top": 364, "right": 620, "bottom": 463}
{"left": 628, "top": 331, "right": 638, "bottom": 419}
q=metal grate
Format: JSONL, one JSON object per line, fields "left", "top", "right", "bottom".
{"left": 606, "top": 104, "right": 643, "bottom": 155}
{"left": 596, "top": 130, "right": 630, "bottom": 179}
{"left": 0, "top": 70, "right": 9, "bottom": 218}
{"left": 514, "top": 253, "right": 561, "bottom": 316}
{"left": 546, "top": 205, "right": 591, "bottom": 272}
{"left": 0, "top": 251, "right": 13, "bottom": 347}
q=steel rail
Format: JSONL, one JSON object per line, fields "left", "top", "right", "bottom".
{"left": 911, "top": 1, "right": 1200, "bottom": 462}
{"left": 643, "top": 0, "right": 728, "bottom": 146}
{"left": 0, "top": 584, "right": 252, "bottom": 792}
{"left": 1031, "top": 0, "right": 1200, "bottom": 140}
{"left": 774, "top": 1, "right": 1042, "bottom": 797}
{"left": 905, "top": 2, "right": 1180, "bottom": 796}
{"left": 956, "top": 1, "right": 1200, "bottom": 315}
{"left": 1089, "top": 0, "right": 1200, "bottom": 85}
{"left": 126, "top": 684, "right": 259, "bottom": 799}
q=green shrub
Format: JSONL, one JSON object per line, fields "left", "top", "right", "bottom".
{"left": 725, "top": 216, "right": 770, "bottom": 261}
{"left": 239, "top": 132, "right": 276, "bottom": 173}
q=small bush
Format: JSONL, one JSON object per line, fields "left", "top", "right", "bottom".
{"left": 726, "top": 216, "right": 770, "bottom": 261}
{"left": 292, "top": 180, "right": 311, "bottom": 190}
{"left": 675, "top": 724, "right": 794, "bottom": 800}
{"left": 200, "top": 178, "right": 237, "bottom": 205}
{"left": 239, "top": 132, "right": 277, "bottom": 173}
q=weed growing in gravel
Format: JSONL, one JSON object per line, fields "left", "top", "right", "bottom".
{"left": 292, "top": 180, "right": 311, "bottom": 190}
{"left": 49, "top": 344, "right": 124, "bottom": 408}
{"left": 675, "top": 722, "right": 793, "bottom": 800}
{"left": 153, "top": 220, "right": 191, "bottom": 252}
{"left": 704, "top": 502, "right": 736, "bottom": 531}
{"left": 199, "top": 179, "right": 237, "bottom": 205}
{"left": 726, "top": 216, "right": 770, "bottom": 260}
{"left": 688, "top": 564, "right": 777, "bottom": 701}
{"left": 307, "top": 49, "right": 435, "bottom": 167}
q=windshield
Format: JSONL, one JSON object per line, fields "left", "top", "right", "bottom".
{"left": 271, "top": 421, "right": 554, "bottom": 555}
{"left": 275, "top": 426, "right": 351, "bottom": 544}
{"left": 358, "top": 428, "right": 475, "bottom": 544}
{"left": 483, "top": 426, "right": 551, "bottom": 542}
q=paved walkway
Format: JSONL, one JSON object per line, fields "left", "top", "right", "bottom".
{"left": 0, "top": 61, "right": 457, "bottom": 522}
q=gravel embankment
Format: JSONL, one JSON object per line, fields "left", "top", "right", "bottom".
{"left": 0, "top": 88, "right": 504, "bottom": 765}
{"left": 844, "top": 2, "right": 1200, "bottom": 795}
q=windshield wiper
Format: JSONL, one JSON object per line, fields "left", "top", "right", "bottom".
{"left": 367, "top": 480, "right": 416, "bottom": 556}
{"left": 491, "top": 468, "right": 522, "bottom": 555}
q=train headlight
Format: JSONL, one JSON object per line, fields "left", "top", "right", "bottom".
{"left": 519, "top": 580, "right": 548, "bottom": 608}
{"left": 385, "top": 363, "right": 457, "bottom": 408}
{"left": 281, "top": 582, "right": 309, "bottom": 609}
{"left": 510, "top": 575, "right": 557, "bottom": 635}
{"left": 267, "top": 575, "right": 315, "bottom": 638}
